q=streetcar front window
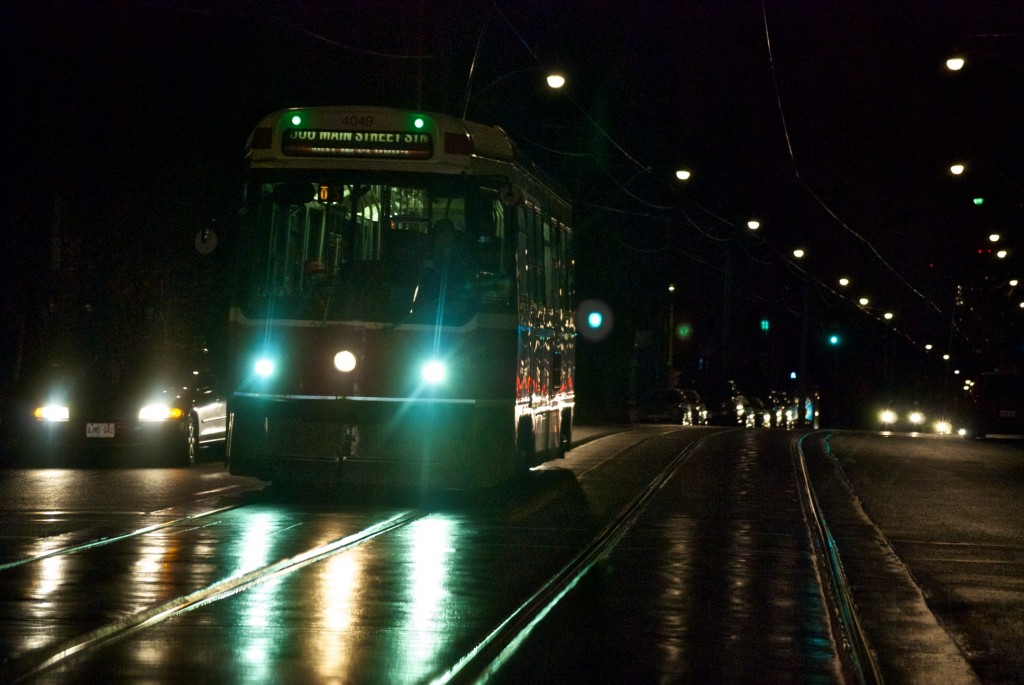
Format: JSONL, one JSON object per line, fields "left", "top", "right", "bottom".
{"left": 238, "top": 179, "right": 511, "bottom": 325}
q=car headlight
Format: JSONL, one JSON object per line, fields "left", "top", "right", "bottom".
{"left": 139, "top": 404, "right": 185, "bottom": 422}
{"left": 908, "top": 411, "right": 925, "bottom": 425}
{"left": 935, "top": 420, "right": 952, "bottom": 434}
{"left": 34, "top": 404, "right": 70, "bottom": 422}
{"left": 880, "top": 409, "right": 898, "bottom": 425}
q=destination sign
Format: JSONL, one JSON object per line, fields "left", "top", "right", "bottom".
{"left": 282, "top": 129, "right": 433, "bottom": 159}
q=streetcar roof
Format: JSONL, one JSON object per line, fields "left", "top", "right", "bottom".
{"left": 246, "top": 105, "right": 569, "bottom": 211}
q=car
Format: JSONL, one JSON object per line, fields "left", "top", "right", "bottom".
{"left": 633, "top": 388, "right": 707, "bottom": 425}
{"left": 679, "top": 389, "right": 709, "bottom": 425}
{"left": 702, "top": 381, "right": 757, "bottom": 427}
{"left": 767, "top": 390, "right": 793, "bottom": 427}
{"left": 876, "top": 404, "right": 950, "bottom": 434}
{"left": 12, "top": 348, "right": 227, "bottom": 466}
{"left": 748, "top": 396, "right": 772, "bottom": 427}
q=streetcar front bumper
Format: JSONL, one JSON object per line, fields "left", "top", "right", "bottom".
{"left": 227, "top": 393, "right": 514, "bottom": 489}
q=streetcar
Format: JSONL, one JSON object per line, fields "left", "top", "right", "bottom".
{"left": 226, "top": 106, "right": 575, "bottom": 489}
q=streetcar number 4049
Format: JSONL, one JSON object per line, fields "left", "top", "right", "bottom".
{"left": 341, "top": 115, "right": 373, "bottom": 126}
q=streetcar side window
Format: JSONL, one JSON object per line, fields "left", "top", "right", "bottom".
{"left": 473, "top": 192, "right": 511, "bottom": 304}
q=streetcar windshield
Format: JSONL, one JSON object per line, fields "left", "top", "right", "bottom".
{"left": 237, "top": 177, "right": 511, "bottom": 325}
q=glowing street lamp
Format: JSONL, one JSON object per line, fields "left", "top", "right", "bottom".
{"left": 545, "top": 72, "right": 566, "bottom": 89}
{"left": 838, "top": 277, "right": 850, "bottom": 287}
{"left": 675, "top": 169, "right": 692, "bottom": 181}
{"left": 946, "top": 56, "right": 966, "bottom": 71}
{"left": 950, "top": 163, "right": 966, "bottom": 175}
{"left": 792, "top": 248, "right": 806, "bottom": 259}
{"left": 746, "top": 220, "right": 760, "bottom": 230}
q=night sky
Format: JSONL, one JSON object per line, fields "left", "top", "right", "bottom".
{"left": 3, "top": 1, "right": 1023, "bottom": 425}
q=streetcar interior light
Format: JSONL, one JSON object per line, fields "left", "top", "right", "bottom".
{"left": 34, "top": 404, "right": 70, "bottom": 422}
{"left": 255, "top": 357, "right": 276, "bottom": 378}
{"left": 334, "top": 350, "right": 357, "bottom": 373}
{"left": 421, "top": 360, "right": 446, "bottom": 385}
{"left": 139, "top": 404, "right": 184, "bottom": 422}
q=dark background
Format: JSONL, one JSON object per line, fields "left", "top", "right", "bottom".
{"left": 3, "top": 1, "right": 1022, "bottom": 427}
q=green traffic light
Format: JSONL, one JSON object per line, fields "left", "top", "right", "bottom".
{"left": 828, "top": 334, "right": 840, "bottom": 345}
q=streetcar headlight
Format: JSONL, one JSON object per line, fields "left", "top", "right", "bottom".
{"left": 334, "top": 350, "right": 357, "bottom": 373}
{"left": 879, "top": 409, "right": 898, "bottom": 425}
{"left": 254, "top": 357, "right": 276, "bottom": 378}
{"left": 421, "top": 360, "right": 446, "bottom": 385}
{"left": 34, "top": 404, "right": 69, "bottom": 422}
{"left": 139, "top": 404, "right": 184, "bottom": 422}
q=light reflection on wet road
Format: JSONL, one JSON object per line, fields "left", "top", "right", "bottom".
{"left": 2, "top": 428, "right": 1018, "bottom": 683}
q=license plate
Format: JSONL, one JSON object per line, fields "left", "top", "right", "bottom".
{"left": 86, "top": 423, "right": 116, "bottom": 438}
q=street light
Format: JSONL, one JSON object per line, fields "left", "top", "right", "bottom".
{"left": 946, "top": 56, "right": 966, "bottom": 71}
{"left": 545, "top": 73, "right": 566, "bottom": 89}
{"left": 792, "top": 248, "right": 806, "bottom": 259}
{"left": 464, "top": 67, "right": 568, "bottom": 117}
{"left": 675, "top": 169, "right": 692, "bottom": 181}
{"left": 950, "top": 163, "right": 966, "bottom": 175}
{"left": 746, "top": 220, "right": 760, "bottom": 230}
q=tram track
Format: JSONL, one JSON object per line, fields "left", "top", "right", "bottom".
{"left": 0, "top": 502, "right": 247, "bottom": 573}
{"left": 5, "top": 428, "right": 667, "bottom": 683}
{"left": 439, "top": 429, "right": 882, "bottom": 684}
{"left": 4, "top": 427, "right": 880, "bottom": 684}
{"left": 432, "top": 430, "right": 718, "bottom": 684}
{"left": 6, "top": 508, "right": 429, "bottom": 683}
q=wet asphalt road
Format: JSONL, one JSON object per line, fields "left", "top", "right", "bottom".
{"left": 0, "top": 427, "right": 1021, "bottom": 683}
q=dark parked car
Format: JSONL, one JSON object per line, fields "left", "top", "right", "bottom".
{"left": 12, "top": 349, "right": 227, "bottom": 465}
